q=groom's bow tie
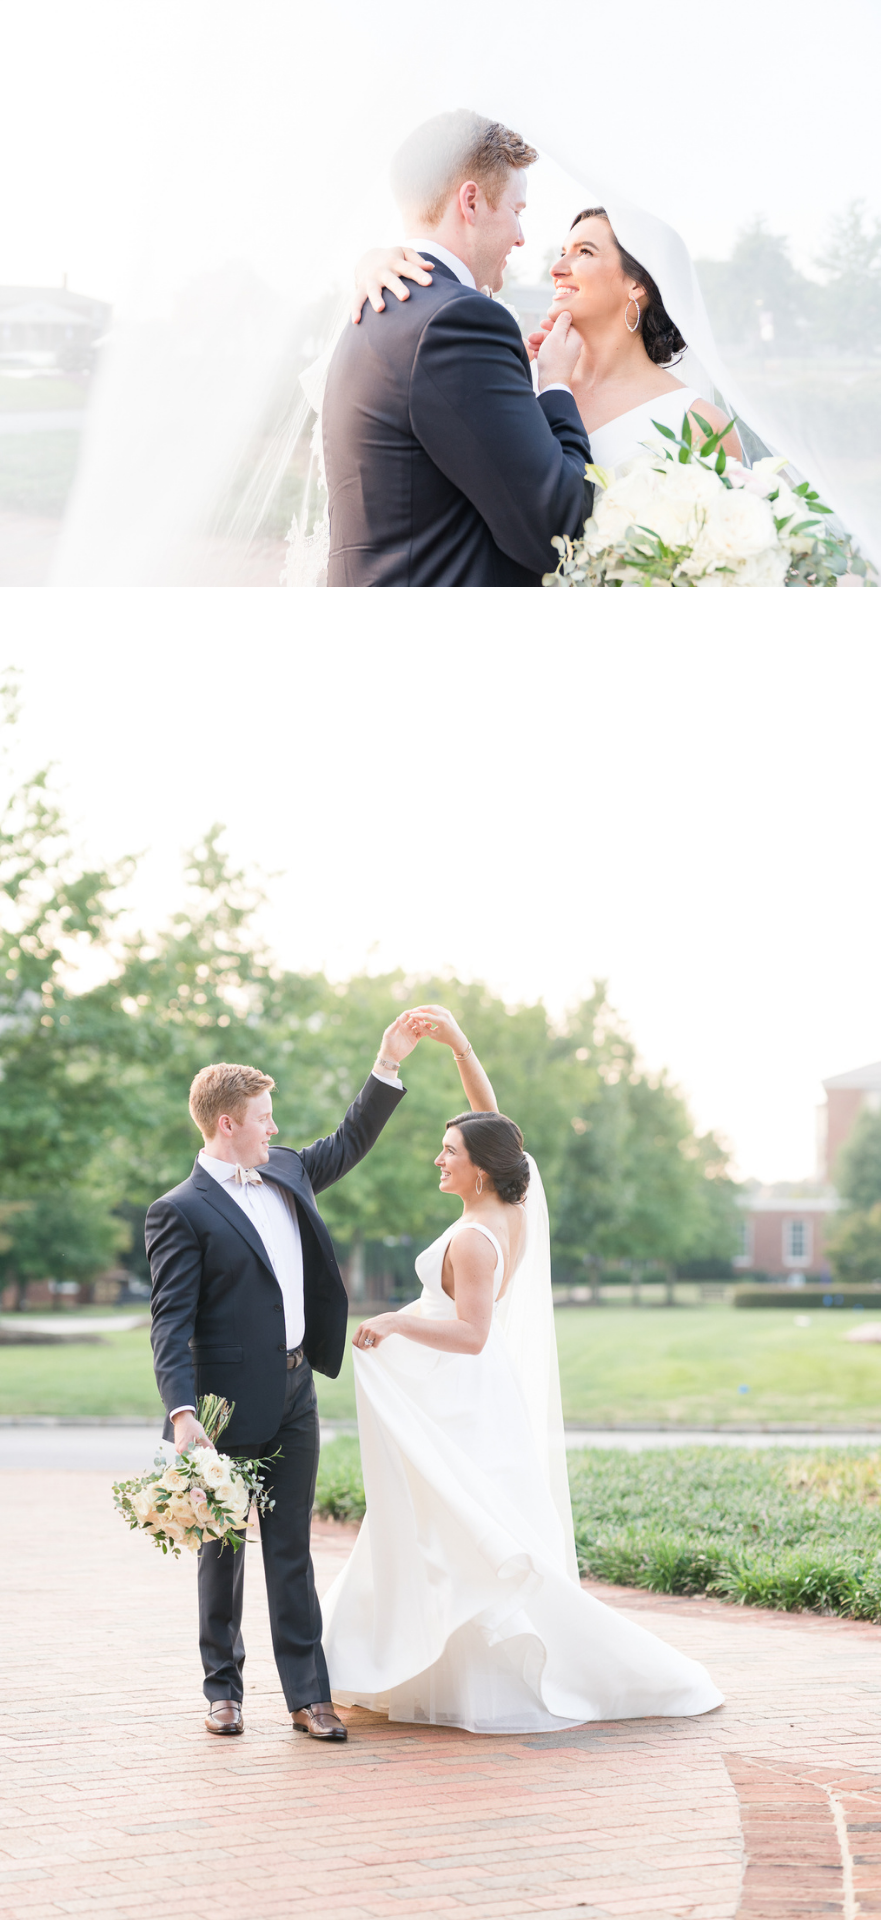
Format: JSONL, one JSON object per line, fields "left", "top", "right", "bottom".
{"left": 234, "top": 1165, "right": 263, "bottom": 1187}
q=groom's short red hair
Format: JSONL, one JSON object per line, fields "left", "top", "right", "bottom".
{"left": 391, "top": 110, "right": 537, "bottom": 227}
{"left": 189, "top": 1062, "right": 275, "bottom": 1138}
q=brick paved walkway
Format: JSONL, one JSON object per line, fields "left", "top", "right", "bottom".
{"left": 3, "top": 1473, "right": 881, "bottom": 1919}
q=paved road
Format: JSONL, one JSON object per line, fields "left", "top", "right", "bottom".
{"left": 4, "top": 1475, "right": 880, "bottom": 1917}
{"left": 1, "top": 1421, "right": 879, "bottom": 1473}
{"left": 0, "top": 409, "right": 85, "bottom": 433}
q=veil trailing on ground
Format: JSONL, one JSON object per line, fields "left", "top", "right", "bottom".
{"left": 495, "top": 1155, "right": 579, "bottom": 1584}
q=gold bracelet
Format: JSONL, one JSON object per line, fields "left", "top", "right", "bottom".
{"left": 454, "top": 1041, "right": 473, "bottom": 1061}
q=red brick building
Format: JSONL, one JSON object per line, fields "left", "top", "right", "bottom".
{"left": 735, "top": 1190, "right": 837, "bottom": 1279}
{"left": 819, "top": 1061, "right": 881, "bottom": 1181}
{"left": 736, "top": 1058, "right": 881, "bottom": 1279}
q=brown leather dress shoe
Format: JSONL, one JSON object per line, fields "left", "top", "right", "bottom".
{"left": 291, "top": 1702, "right": 348, "bottom": 1741}
{"left": 205, "top": 1700, "right": 244, "bottom": 1735}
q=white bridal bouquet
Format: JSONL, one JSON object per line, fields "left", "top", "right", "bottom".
{"left": 112, "top": 1395, "right": 275, "bottom": 1559}
{"left": 544, "top": 413, "right": 874, "bottom": 589}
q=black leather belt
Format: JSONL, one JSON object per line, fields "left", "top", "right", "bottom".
{"left": 286, "top": 1346, "right": 305, "bottom": 1370}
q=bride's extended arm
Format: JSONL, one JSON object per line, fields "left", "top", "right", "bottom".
{"left": 353, "top": 1231, "right": 496, "bottom": 1356}
{"left": 407, "top": 1004, "right": 498, "bottom": 1112}
{"left": 351, "top": 247, "right": 435, "bottom": 323}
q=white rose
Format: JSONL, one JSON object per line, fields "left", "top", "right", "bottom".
{"left": 694, "top": 488, "right": 778, "bottom": 567}
{"left": 734, "top": 547, "right": 789, "bottom": 587}
{"left": 198, "top": 1451, "right": 227, "bottom": 1489}
{"left": 131, "top": 1487, "right": 160, "bottom": 1525}
{"left": 224, "top": 1476, "right": 251, "bottom": 1524}
{"left": 160, "top": 1466, "right": 187, "bottom": 1491}
{"left": 167, "top": 1491, "right": 196, "bottom": 1525}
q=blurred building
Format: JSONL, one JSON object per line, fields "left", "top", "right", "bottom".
{"left": 0, "top": 283, "right": 111, "bottom": 371}
{"left": 737, "top": 1057, "right": 881, "bottom": 1279}
{"left": 819, "top": 1060, "right": 881, "bottom": 1181}
{"left": 735, "top": 1187, "right": 838, "bottom": 1280}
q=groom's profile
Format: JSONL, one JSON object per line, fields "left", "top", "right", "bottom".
{"left": 145, "top": 1040, "right": 407, "bottom": 1742}
{"left": 322, "top": 108, "right": 593, "bottom": 587}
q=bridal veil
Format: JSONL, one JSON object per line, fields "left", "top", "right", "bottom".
{"left": 44, "top": 0, "right": 880, "bottom": 583}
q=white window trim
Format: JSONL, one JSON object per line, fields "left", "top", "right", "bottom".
{"left": 733, "top": 1218, "right": 753, "bottom": 1268}
{"left": 783, "top": 1218, "right": 813, "bottom": 1266}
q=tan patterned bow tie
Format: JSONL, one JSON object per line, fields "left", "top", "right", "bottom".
{"left": 234, "top": 1165, "right": 263, "bottom": 1186}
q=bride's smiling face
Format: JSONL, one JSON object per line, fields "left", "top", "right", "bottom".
{"left": 435, "top": 1126, "right": 481, "bottom": 1200}
{"left": 549, "top": 215, "right": 643, "bottom": 331}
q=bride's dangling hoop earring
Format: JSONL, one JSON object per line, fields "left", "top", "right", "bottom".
{"left": 625, "top": 297, "right": 641, "bottom": 333}
{"left": 476, "top": 1174, "right": 483, "bottom": 1196}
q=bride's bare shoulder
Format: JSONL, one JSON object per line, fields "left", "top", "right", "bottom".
{"left": 685, "top": 397, "right": 742, "bottom": 458}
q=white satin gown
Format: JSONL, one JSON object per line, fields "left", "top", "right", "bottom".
{"left": 321, "top": 1209, "right": 723, "bottom": 1734}
{"left": 586, "top": 386, "right": 703, "bottom": 469}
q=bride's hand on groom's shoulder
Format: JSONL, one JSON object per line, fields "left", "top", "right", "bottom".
{"left": 406, "top": 1005, "right": 467, "bottom": 1053}
{"left": 351, "top": 247, "right": 435, "bottom": 324}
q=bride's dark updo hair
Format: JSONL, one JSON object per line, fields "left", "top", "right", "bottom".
{"left": 571, "top": 207, "right": 686, "bottom": 367}
{"left": 447, "top": 1111, "right": 530, "bottom": 1205}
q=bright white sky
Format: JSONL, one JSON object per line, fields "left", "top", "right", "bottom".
{"left": 6, "top": 593, "right": 879, "bottom": 1188}
{"left": 1, "top": 0, "right": 878, "bottom": 306}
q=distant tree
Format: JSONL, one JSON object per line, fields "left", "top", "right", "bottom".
{"left": 834, "top": 1108, "right": 881, "bottom": 1211}
{"left": 815, "top": 200, "right": 881, "bottom": 352}
{"left": 827, "top": 1203, "right": 881, "bottom": 1285}
{"left": 0, "top": 1191, "right": 129, "bottom": 1306}
{"left": 695, "top": 218, "right": 815, "bottom": 354}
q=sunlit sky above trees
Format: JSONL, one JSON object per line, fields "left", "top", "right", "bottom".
{"left": 6, "top": 604, "right": 880, "bottom": 1188}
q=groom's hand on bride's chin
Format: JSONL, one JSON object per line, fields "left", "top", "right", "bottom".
{"left": 526, "top": 317, "right": 554, "bottom": 362}
{"left": 536, "top": 311, "right": 581, "bottom": 391}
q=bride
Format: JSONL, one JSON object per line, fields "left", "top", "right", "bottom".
{"left": 321, "top": 1006, "right": 723, "bottom": 1735}
{"left": 352, "top": 204, "right": 743, "bottom": 473}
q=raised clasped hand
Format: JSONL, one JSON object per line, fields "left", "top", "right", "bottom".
{"left": 404, "top": 1005, "right": 467, "bottom": 1052}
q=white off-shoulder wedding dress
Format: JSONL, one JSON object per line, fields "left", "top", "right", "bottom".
{"left": 322, "top": 1159, "right": 723, "bottom": 1734}
{"left": 584, "top": 385, "right": 703, "bottom": 470}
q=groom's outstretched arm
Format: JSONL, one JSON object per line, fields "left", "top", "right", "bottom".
{"left": 410, "top": 295, "right": 592, "bottom": 577}
{"left": 300, "top": 1073, "right": 405, "bottom": 1196}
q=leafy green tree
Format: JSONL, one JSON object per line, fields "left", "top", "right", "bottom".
{"left": 834, "top": 1108, "right": 881, "bottom": 1211}
{"left": 827, "top": 1203, "right": 881, "bottom": 1285}
{"left": 0, "top": 1191, "right": 129, "bottom": 1303}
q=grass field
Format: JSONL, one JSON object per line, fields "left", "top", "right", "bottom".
{"left": 314, "top": 1435, "right": 881, "bottom": 1621}
{"left": 1, "top": 1306, "right": 880, "bottom": 1427}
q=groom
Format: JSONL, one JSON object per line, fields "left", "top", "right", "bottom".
{"left": 322, "top": 109, "right": 592, "bottom": 587}
{"left": 145, "top": 1024, "right": 412, "bottom": 1742}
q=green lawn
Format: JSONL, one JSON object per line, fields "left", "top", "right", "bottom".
{"left": 0, "top": 1327, "right": 165, "bottom": 1419}
{"left": 2, "top": 1306, "right": 880, "bottom": 1427}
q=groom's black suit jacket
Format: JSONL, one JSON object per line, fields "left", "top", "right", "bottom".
{"left": 145, "top": 1074, "right": 404, "bottom": 1450}
{"left": 322, "top": 262, "right": 593, "bottom": 587}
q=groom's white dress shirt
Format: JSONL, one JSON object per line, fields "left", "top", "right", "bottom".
{"left": 406, "top": 239, "right": 567, "bottom": 396}
{"left": 171, "top": 1067, "right": 401, "bottom": 1418}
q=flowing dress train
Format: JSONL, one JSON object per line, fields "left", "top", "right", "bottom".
{"left": 322, "top": 1171, "right": 723, "bottom": 1734}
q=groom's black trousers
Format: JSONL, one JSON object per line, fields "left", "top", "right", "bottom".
{"left": 197, "top": 1359, "right": 329, "bottom": 1711}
